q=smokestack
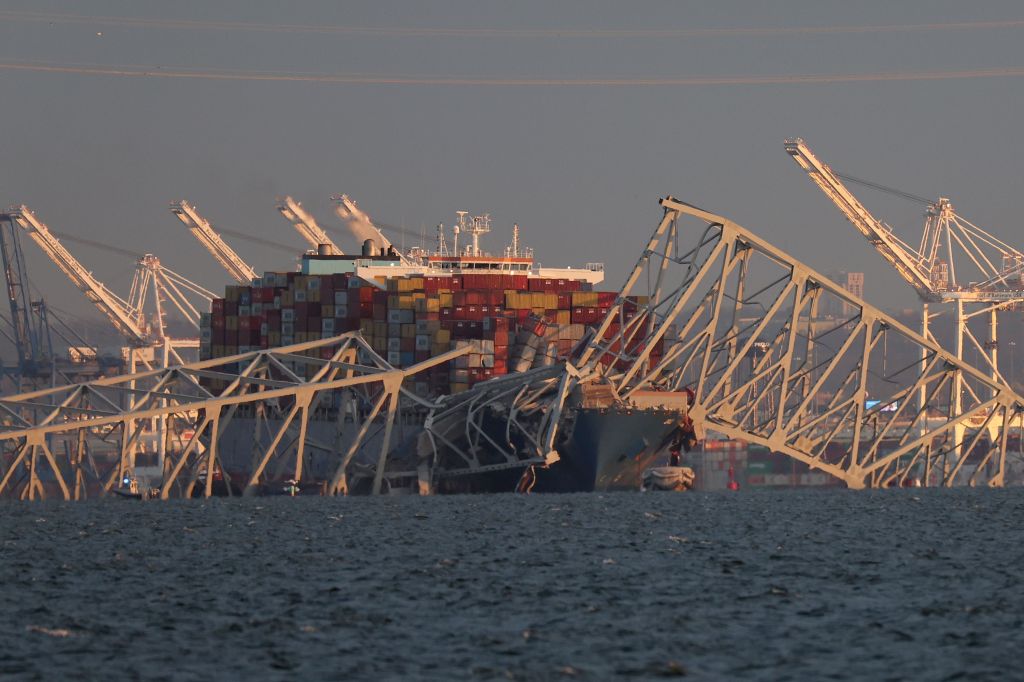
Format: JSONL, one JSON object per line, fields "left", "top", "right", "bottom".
{"left": 362, "top": 238, "right": 376, "bottom": 257}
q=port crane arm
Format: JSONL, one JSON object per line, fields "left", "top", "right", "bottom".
{"left": 784, "top": 138, "right": 937, "bottom": 300}
{"left": 5, "top": 206, "right": 147, "bottom": 344}
{"left": 332, "top": 194, "right": 417, "bottom": 266}
{"left": 169, "top": 200, "right": 257, "bottom": 285}
{"left": 276, "top": 196, "right": 342, "bottom": 254}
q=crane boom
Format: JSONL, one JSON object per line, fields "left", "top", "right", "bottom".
{"left": 784, "top": 138, "right": 937, "bottom": 301}
{"left": 276, "top": 196, "right": 342, "bottom": 254}
{"left": 332, "top": 194, "right": 394, "bottom": 251}
{"left": 4, "top": 206, "right": 147, "bottom": 344}
{"left": 169, "top": 200, "right": 257, "bottom": 285}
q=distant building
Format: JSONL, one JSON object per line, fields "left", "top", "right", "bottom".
{"left": 825, "top": 271, "right": 865, "bottom": 319}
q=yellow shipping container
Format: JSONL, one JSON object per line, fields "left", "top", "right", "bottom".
{"left": 440, "top": 292, "right": 454, "bottom": 308}
{"left": 571, "top": 292, "right": 598, "bottom": 307}
{"left": 450, "top": 383, "right": 469, "bottom": 394}
{"left": 399, "top": 294, "right": 414, "bottom": 309}
{"left": 294, "top": 276, "right": 307, "bottom": 291}
{"left": 308, "top": 289, "right": 320, "bottom": 303}
{"left": 545, "top": 293, "right": 558, "bottom": 309}
{"left": 426, "top": 298, "right": 440, "bottom": 313}
{"left": 431, "top": 342, "right": 449, "bottom": 356}
{"left": 409, "top": 277, "right": 425, "bottom": 291}
{"left": 374, "top": 321, "right": 388, "bottom": 337}
{"left": 401, "top": 324, "right": 416, "bottom": 339}
{"left": 322, "top": 304, "right": 334, "bottom": 318}
{"left": 436, "top": 328, "right": 451, "bottom": 344}
{"left": 388, "top": 295, "right": 401, "bottom": 309}
{"left": 281, "top": 290, "right": 294, "bottom": 306}
{"left": 414, "top": 298, "right": 427, "bottom": 314}
{"left": 556, "top": 310, "right": 571, "bottom": 326}
{"left": 268, "top": 332, "right": 281, "bottom": 347}
{"left": 360, "top": 319, "right": 374, "bottom": 335}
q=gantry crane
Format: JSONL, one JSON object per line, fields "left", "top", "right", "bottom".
{"left": 275, "top": 196, "right": 342, "bottom": 254}
{"left": 0, "top": 216, "right": 46, "bottom": 379}
{"left": 169, "top": 200, "right": 257, "bottom": 285}
{"left": 332, "top": 194, "right": 417, "bottom": 265}
{"left": 785, "top": 138, "right": 1024, "bottom": 439}
{"left": 4, "top": 205, "right": 214, "bottom": 367}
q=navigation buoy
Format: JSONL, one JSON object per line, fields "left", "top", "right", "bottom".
{"left": 726, "top": 465, "right": 740, "bottom": 491}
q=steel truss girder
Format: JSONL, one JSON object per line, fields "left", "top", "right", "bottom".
{"left": 423, "top": 197, "right": 1024, "bottom": 492}
{"left": 0, "top": 333, "right": 468, "bottom": 500}
{"left": 605, "top": 198, "right": 1024, "bottom": 488}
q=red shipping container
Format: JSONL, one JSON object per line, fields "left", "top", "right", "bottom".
{"left": 225, "top": 330, "right": 238, "bottom": 345}
{"left": 450, "top": 276, "right": 463, "bottom": 290}
{"left": 359, "top": 287, "right": 375, "bottom": 303}
{"left": 211, "top": 315, "right": 225, "bottom": 329}
{"left": 307, "top": 316, "right": 321, "bottom": 332}
{"left": 224, "top": 301, "right": 238, "bottom": 316}
{"left": 211, "top": 299, "right": 225, "bottom": 314}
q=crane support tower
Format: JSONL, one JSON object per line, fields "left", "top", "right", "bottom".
{"left": 170, "top": 200, "right": 257, "bottom": 285}
{"left": 275, "top": 196, "right": 341, "bottom": 254}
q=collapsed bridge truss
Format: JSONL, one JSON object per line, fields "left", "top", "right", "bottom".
{"left": 424, "top": 198, "right": 1024, "bottom": 490}
{"left": 0, "top": 334, "right": 465, "bottom": 500}
{"left": 2, "top": 197, "right": 1022, "bottom": 500}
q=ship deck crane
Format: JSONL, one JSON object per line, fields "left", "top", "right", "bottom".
{"left": 170, "top": 200, "right": 257, "bottom": 285}
{"left": 276, "top": 196, "right": 341, "bottom": 254}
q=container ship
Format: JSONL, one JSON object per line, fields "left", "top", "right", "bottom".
{"left": 198, "top": 212, "right": 677, "bottom": 493}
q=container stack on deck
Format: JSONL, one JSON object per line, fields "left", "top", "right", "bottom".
{"left": 200, "top": 271, "right": 661, "bottom": 395}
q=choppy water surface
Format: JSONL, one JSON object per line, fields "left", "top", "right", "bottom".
{"left": 2, "top": 488, "right": 1023, "bottom": 680}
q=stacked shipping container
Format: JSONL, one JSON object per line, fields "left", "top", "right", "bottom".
{"left": 200, "top": 271, "right": 661, "bottom": 396}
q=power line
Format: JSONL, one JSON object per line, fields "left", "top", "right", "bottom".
{"left": 3, "top": 11, "right": 1024, "bottom": 39}
{"left": 5, "top": 61, "right": 1024, "bottom": 87}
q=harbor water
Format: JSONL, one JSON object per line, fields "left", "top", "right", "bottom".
{"left": 2, "top": 487, "right": 1022, "bottom": 680}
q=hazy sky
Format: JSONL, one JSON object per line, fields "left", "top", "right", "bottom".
{"left": 3, "top": 1, "right": 1023, "bottom": 331}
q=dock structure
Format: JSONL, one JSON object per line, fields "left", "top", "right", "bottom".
{"left": 1, "top": 197, "right": 1022, "bottom": 500}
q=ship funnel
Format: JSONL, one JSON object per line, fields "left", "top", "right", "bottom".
{"left": 362, "top": 238, "right": 377, "bottom": 257}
